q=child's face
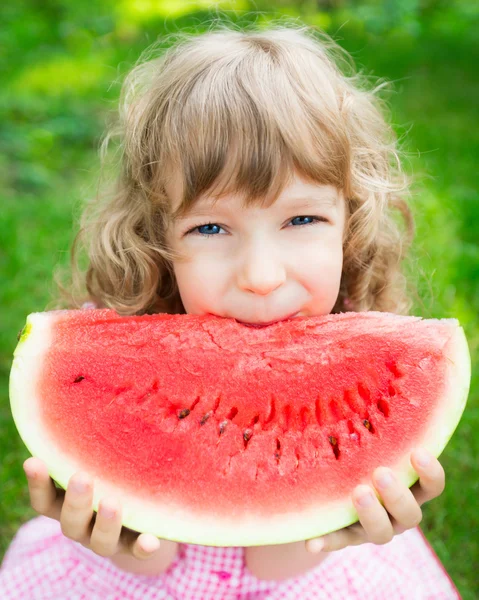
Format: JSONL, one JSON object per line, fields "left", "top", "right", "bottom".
{"left": 166, "top": 172, "right": 346, "bottom": 325}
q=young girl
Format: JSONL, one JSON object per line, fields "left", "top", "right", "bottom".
{"left": 1, "top": 23, "right": 460, "bottom": 599}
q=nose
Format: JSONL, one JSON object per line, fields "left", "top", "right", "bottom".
{"left": 236, "top": 239, "right": 286, "bottom": 296}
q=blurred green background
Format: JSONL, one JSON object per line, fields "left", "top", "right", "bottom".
{"left": 1, "top": 0, "right": 478, "bottom": 596}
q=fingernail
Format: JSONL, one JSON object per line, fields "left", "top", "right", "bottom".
{"left": 140, "top": 538, "right": 160, "bottom": 554}
{"left": 307, "top": 538, "right": 324, "bottom": 553}
{"left": 377, "top": 470, "right": 394, "bottom": 489}
{"left": 415, "top": 449, "right": 431, "bottom": 468}
{"left": 357, "top": 492, "right": 374, "bottom": 507}
{"left": 71, "top": 479, "right": 89, "bottom": 494}
{"left": 100, "top": 504, "right": 117, "bottom": 519}
{"left": 24, "top": 465, "right": 37, "bottom": 479}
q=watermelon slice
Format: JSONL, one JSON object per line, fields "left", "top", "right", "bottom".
{"left": 10, "top": 310, "right": 470, "bottom": 546}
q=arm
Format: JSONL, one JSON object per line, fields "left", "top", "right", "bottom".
{"left": 245, "top": 541, "right": 327, "bottom": 581}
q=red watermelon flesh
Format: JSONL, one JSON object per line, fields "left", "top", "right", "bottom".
{"left": 10, "top": 310, "right": 470, "bottom": 546}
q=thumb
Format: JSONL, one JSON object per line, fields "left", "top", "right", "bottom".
{"left": 306, "top": 524, "right": 365, "bottom": 553}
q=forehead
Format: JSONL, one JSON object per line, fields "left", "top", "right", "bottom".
{"left": 167, "top": 171, "right": 340, "bottom": 221}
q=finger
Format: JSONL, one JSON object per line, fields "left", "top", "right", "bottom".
{"left": 353, "top": 485, "right": 394, "bottom": 545}
{"left": 306, "top": 523, "right": 365, "bottom": 553}
{"left": 24, "top": 457, "right": 62, "bottom": 519}
{"left": 60, "top": 473, "right": 94, "bottom": 542}
{"left": 118, "top": 527, "right": 161, "bottom": 558}
{"left": 410, "top": 449, "right": 445, "bottom": 505}
{"left": 373, "top": 467, "right": 422, "bottom": 531}
{"left": 129, "top": 533, "right": 162, "bottom": 560}
{"left": 89, "top": 499, "right": 123, "bottom": 557}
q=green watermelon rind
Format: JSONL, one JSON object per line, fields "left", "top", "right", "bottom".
{"left": 9, "top": 312, "right": 471, "bottom": 546}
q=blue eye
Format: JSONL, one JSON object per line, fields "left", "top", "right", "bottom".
{"left": 186, "top": 216, "right": 325, "bottom": 237}
{"left": 196, "top": 223, "right": 222, "bottom": 236}
{"left": 291, "top": 216, "right": 317, "bottom": 226}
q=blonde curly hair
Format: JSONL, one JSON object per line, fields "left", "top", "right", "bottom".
{"left": 53, "top": 21, "right": 415, "bottom": 316}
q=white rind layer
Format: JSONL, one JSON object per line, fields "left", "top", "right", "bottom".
{"left": 10, "top": 312, "right": 471, "bottom": 547}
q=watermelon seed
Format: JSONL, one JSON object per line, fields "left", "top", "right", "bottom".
{"left": 363, "top": 419, "right": 375, "bottom": 433}
{"left": 328, "top": 436, "right": 340, "bottom": 459}
{"left": 219, "top": 420, "right": 228, "bottom": 435}
{"left": 295, "top": 450, "right": 300, "bottom": 470}
{"left": 377, "top": 399, "right": 390, "bottom": 417}
{"left": 200, "top": 411, "right": 212, "bottom": 425}
{"left": 178, "top": 408, "right": 190, "bottom": 419}
{"left": 275, "top": 439, "right": 281, "bottom": 462}
{"left": 243, "top": 429, "right": 253, "bottom": 448}
{"left": 73, "top": 376, "right": 85, "bottom": 383}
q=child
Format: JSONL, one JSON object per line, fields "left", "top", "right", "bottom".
{"left": 1, "top": 22, "right": 460, "bottom": 599}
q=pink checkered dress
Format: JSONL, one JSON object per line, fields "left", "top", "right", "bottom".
{"left": 0, "top": 516, "right": 459, "bottom": 599}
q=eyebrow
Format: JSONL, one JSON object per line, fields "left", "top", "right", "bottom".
{"left": 285, "top": 194, "right": 338, "bottom": 208}
{"left": 173, "top": 194, "right": 338, "bottom": 221}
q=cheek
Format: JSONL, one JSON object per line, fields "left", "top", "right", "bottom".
{"left": 298, "top": 240, "right": 343, "bottom": 303}
{"left": 300, "top": 238, "right": 343, "bottom": 278}
{"left": 172, "top": 256, "right": 224, "bottom": 313}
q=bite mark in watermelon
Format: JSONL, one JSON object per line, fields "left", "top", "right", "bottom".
{"left": 9, "top": 310, "right": 470, "bottom": 546}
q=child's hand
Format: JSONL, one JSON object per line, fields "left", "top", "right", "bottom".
{"left": 23, "top": 457, "right": 161, "bottom": 560}
{"left": 305, "top": 449, "right": 445, "bottom": 553}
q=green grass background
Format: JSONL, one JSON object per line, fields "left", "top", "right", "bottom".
{"left": 1, "top": 1, "right": 478, "bottom": 596}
